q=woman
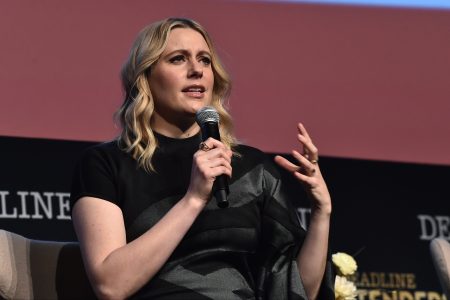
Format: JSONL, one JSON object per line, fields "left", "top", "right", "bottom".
{"left": 71, "top": 18, "right": 334, "bottom": 300}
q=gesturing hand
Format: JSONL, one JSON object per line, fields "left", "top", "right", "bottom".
{"left": 274, "top": 123, "right": 331, "bottom": 214}
{"left": 186, "top": 137, "right": 233, "bottom": 204}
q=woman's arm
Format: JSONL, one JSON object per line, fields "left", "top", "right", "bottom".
{"left": 274, "top": 123, "right": 332, "bottom": 300}
{"left": 72, "top": 138, "right": 232, "bottom": 300}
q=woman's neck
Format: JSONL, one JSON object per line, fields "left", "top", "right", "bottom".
{"left": 151, "top": 113, "right": 200, "bottom": 138}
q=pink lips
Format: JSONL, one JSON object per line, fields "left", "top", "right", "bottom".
{"left": 182, "top": 85, "right": 206, "bottom": 98}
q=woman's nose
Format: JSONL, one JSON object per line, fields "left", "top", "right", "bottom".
{"left": 187, "top": 61, "right": 203, "bottom": 79}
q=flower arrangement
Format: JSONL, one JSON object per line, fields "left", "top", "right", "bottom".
{"left": 332, "top": 252, "right": 358, "bottom": 300}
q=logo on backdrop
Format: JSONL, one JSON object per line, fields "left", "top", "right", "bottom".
{"left": 352, "top": 271, "right": 447, "bottom": 300}
{"left": 417, "top": 214, "right": 450, "bottom": 241}
{"left": 0, "top": 190, "right": 71, "bottom": 220}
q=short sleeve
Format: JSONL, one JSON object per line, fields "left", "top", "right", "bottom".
{"left": 70, "top": 144, "right": 119, "bottom": 210}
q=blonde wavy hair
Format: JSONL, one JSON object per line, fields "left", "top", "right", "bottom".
{"left": 116, "top": 18, "right": 237, "bottom": 172}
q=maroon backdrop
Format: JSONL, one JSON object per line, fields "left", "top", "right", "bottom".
{"left": 1, "top": 0, "right": 450, "bottom": 166}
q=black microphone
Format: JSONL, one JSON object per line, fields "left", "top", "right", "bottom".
{"left": 195, "top": 106, "right": 229, "bottom": 208}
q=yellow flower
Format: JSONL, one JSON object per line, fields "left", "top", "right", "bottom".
{"left": 332, "top": 252, "right": 358, "bottom": 276}
{"left": 335, "top": 275, "right": 357, "bottom": 300}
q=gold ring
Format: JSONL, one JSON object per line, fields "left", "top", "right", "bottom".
{"left": 199, "top": 142, "right": 211, "bottom": 152}
{"left": 310, "top": 159, "right": 318, "bottom": 164}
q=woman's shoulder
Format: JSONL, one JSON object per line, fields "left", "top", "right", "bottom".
{"left": 234, "top": 143, "right": 281, "bottom": 176}
{"left": 233, "top": 143, "right": 276, "bottom": 170}
{"left": 235, "top": 143, "right": 265, "bottom": 155}
{"left": 77, "top": 139, "right": 133, "bottom": 169}
{"left": 81, "top": 140, "right": 124, "bottom": 158}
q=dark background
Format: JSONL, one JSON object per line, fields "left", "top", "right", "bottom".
{"left": 1, "top": 136, "right": 448, "bottom": 294}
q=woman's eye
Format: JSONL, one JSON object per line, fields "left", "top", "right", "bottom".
{"left": 200, "top": 56, "right": 211, "bottom": 66}
{"left": 169, "top": 55, "right": 185, "bottom": 63}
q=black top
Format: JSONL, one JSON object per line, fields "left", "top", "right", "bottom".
{"left": 70, "top": 132, "right": 335, "bottom": 299}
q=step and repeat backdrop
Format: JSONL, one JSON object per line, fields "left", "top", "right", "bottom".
{"left": 1, "top": 136, "right": 448, "bottom": 299}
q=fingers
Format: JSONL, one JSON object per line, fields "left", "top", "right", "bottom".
{"left": 275, "top": 155, "right": 320, "bottom": 193}
{"left": 201, "top": 157, "right": 232, "bottom": 177}
{"left": 274, "top": 123, "right": 320, "bottom": 182}
{"left": 292, "top": 170, "right": 317, "bottom": 188}
{"left": 292, "top": 150, "right": 317, "bottom": 175}
{"left": 295, "top": 123, "right": 319, "bottom": 177}
{"left": 274, "top": 151, "right": 317, "bottom": 176}
{"left": 297, "top": 123, "right": 311, "bottom": 140}
{"left": 199, "top": 137, "right": 229, "bottom": 151}
{"left": 187, "top": 139, "right": 232, "bottom": 202}
{"left": 274, "top": 155, "right": 299, "bottom": 173}
{"left": 197, "top": 138, "right": 232, "bottom": 159}
{"left": 297, "top": 123, "right": 318, "bottom": 161}
{"left": 275, "top": 123, "right": 331, "bottom": 212}
{"left": 194, "top": 138, "right": 233, "bottom": 178}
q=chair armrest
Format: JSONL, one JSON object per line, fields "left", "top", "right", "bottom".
{"left": 430, "top": 238, "right": 450, "bottom": 298}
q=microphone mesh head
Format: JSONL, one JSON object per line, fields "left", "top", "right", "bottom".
{"left": 196, "top": 106, "right": 220, "bottom": 125}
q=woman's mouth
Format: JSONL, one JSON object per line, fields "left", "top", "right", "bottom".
{"left": 182, "top": 85, "right": 206, "bottom": 98}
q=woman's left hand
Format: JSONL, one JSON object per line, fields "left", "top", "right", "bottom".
{"left": 274, "top": 123, "right": 331, "bottom": 214}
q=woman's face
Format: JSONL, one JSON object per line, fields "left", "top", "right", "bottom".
{"left": 149, "top": 27, "right": 214, "bottom": 127}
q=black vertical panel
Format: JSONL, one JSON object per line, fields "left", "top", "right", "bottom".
{"left": 0, "top": 136, "right": 95, "bottom": 241}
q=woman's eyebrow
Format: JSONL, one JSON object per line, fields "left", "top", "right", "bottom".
{"left": 197, "top": 50, "right": 211, "bottom": 57}
{"left": 164, "top": 49, "right": 211, "bottom": 57}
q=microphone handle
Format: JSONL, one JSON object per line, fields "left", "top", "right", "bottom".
{"left": 200, "top": 121, "right": 229, "bottom": 208}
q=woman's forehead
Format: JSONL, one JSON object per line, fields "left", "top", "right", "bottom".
{"left": 163, "top": 27, "right": 210, "bottom": 54}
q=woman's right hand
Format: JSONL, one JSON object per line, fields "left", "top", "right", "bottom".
{"left": 186, "top": 137, "right": 233, "bottom": 204}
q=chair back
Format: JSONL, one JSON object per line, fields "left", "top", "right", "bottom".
{"left": 0, "top": 229, "right": 95, "bottom": 299}
{"left": 430, "top": 237, "right": 450, "bottom": 299}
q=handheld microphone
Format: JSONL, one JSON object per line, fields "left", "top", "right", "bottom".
{"left": 195, "top": 106, "right": 229, "bottom": 208}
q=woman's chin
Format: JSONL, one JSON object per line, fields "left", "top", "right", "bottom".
{"left": 188, "top": 103, "right": 209, "bottom": 114}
